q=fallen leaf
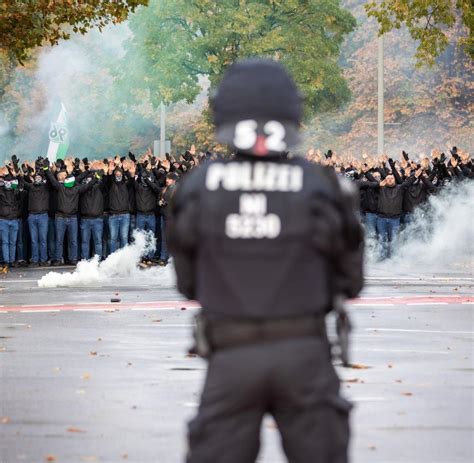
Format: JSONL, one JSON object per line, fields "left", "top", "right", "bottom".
{"left": 180, "top": 307, "right": 187, "bottom": 311}
{"left": 127, "top": 362, "right": 132, "bottom": 366}
{"left": 349, "top": 363, "right": 371, "bottom": 369}
{"left": 1, "top": 416, "right": 10, "bottom": 424}
{"left": 81, "top": 373, "right": 91, "bottom": 380}
{"left": 90, "top": 351, "right": 97, "bottom": 356}
{"left": 152, "top": 319, "right": 163, "bottom": 323}
{"left": 67, "top": 427, "right": 86, "bottom": 433}
{"left": 395, "top": 379, "right": 403, "bottom": 383}
{"left": 97, "top": 338, "right": 102, "bottom": 342}
{"left": 401, "top": 392, "right": 413, "bottom": 396}
{"left": 343, "top": 378, "right": 360, "bottom": 383}
{"left": 369, "top": 446, "right": 377, "bottom": 451}
{"left": 186, "top": 353, "right": 197, "bottom": 358}
{"left": 388, "top": 364, "right": 393, "bottom": 369}
{"left": 45, "top": 456, "right": 56, "bottom": 462}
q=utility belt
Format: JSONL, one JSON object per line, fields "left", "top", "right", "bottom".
{"left": 190, "top": 313, "right": 327, "bottom": 359}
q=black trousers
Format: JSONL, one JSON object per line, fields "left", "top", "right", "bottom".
{"left": 186, "top": 336, "right": 351, "bottom": 463}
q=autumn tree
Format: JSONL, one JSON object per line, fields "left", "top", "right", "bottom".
{"left": 117, "top": 0, "right": 356, "bottom": 116}
{"left": 365, "top": 0, "right": 473, "bottom": 65}
{"left": 0, "top": 0, "right": 148, "bottom": 63}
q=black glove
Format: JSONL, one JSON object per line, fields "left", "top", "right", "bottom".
{"left": 128, "top": 151, "right": 137, "bottom": 163}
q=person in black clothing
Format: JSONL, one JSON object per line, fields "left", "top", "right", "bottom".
{"left": 157, "top": 172, "right": 178, "bottom": 265}
{"left": 169, "top": 59, "right": 363, "bottom": 463}
{"left": 45, "top": 165, "right": 98, "bottom": 265}
{"left": 79, "top": 160, "right": 107, "bottom": 260}
{"left": 106, "top": 163, "right": 132, "bottom": 253}
{"left": 365, "top": 167, "right": 416, "bottom": 259}
{"left": 22, "top": 169, "right": 51, "bottom": 266}
{"left": 358, "top": 168, "right": 381, "bottom": 237}
{"left": 0, "top": 169, "right": 21, "bottom": 268}
{"left": 133, "top": 163, "right": 162, "bottom": 261}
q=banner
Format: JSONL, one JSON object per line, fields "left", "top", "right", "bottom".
{"left": 47, "top": 103, "right": 69, "bottom": 162}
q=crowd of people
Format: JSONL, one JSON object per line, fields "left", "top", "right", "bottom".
{"left": 0, "top": 146, "right": 471, "bottom": 270}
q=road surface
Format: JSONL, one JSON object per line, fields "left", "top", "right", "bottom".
{"left": 0, "top": 264, "right": 473, "bottom": 463}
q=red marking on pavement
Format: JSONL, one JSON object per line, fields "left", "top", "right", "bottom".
{"left": 0, "top": 301, "right": 201, "bottom": 313}
{"left": 0, "top": 296, "right": 471, "bottom": 313}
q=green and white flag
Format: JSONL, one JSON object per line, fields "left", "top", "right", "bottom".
{"left": 47, "top": 103, "right": 69, "bottom": 162}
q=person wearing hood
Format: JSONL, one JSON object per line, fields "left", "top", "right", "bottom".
{"left": 79, "top": 161, "right": 107, "bottom": 260}
{"left": 22, "top": 163, "right": 51, "bottom": 267}
{"left": 131, "top": 162, "right": 162, "bottom": 262}
{"left": 157, "top": 172, "right": 178, "bottom": 265}
{"left": 105, "top": 163, "right": 132, "bottom": 253}
{"left": 45, "top": 164, "right": 98, "bottom": 266}
{"left": 0, "top": 168, "right": 22, "bottom": 269}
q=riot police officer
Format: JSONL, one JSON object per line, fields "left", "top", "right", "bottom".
{"left": 168, "top": 58, "right": 364, "bottom": 463}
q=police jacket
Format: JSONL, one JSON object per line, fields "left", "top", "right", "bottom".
{"left": 0, "top": 186, "right": 21, "bottom": 219}
{"left": 168, "top": 155, "right": 364, "bottom": 322}
{"left": 80, "top": 179, "right": 106, "bottom": 218}
{"left": 106, "top": 174, "right": 130, "bottom": 215}
{"left": 22, "top": 180, "right": 50, "bottom": 214}
{"left": 46, "top": 170, "right": 97, "bottom": 216}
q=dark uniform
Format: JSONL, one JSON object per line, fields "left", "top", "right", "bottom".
{"left": 168, "top": 59, "right": 364, "bottom": 463}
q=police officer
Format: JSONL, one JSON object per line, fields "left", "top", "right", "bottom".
{"left": 168, "top": 59, "right": 364, "bottom": 463}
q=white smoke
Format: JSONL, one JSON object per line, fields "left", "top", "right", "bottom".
{"left": 38, "top": 230, "right": 176, "bottom": 288}
{"left": 368, "top": 180, "right": 474, "bottom": 274}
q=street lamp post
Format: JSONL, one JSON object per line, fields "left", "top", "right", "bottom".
{"left": 160, "top": 101, "right": 166, "bottom": 157}
{"left": 377, "top": 34, "right": 384, "bottom": 155}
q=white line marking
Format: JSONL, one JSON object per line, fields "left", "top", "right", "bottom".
{"left": 355, "top": 348, "right": 450, "bottom": 355}
{"left": 21, "top": 303, "right": 64, "bottom": 307}
{"left": 20, "top": 309, "right": 60, "bottom": 313}
{"left": 352, "top": 303, "right": 395, "bottom": 306}
{"left": 350, "top": 397, "right": 388, "bottom": 402}
{"left": 131, "top": 307, "right": 181, "bottom": 311}
{"left": 406, "top": 302, "right": 448, "bottom": 306}
{"left": 0, "top": 311, "right": 8, "bottom": 313}
{"left": 182, "top": 402, "right": 199, "bottom": 408}
{"left": 0, "top": 279, "right": 38, "bottom": 283}
{"left": 72, "top": 308, "right": 110, "bottom": 312}
{"left": 462, "top": 302, "right": 474, "bottom": 305}
{"left": 366, "top": 328, "right": 474, "bottom": 334}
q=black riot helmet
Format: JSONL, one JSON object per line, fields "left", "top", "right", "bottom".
{"left": 211, "top": 58, "right": 303, "bottom": 157}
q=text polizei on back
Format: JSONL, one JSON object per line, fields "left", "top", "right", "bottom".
{"left": 206, "top": 161, "right": 304, "bottom": 240}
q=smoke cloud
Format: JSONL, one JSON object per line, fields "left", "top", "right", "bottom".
{"left": 38, "top": 230, "right": 175, "bottom": 288}
{"left": 368, "top": 181, "right": 474, "bottom": 274}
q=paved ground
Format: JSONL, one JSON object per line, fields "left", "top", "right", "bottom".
{"left": 0, "top": 265, "right": 473, "bottom": 463}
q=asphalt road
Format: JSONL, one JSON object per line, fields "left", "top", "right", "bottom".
{"left": 0, "top": 265, "right": 473, "bottom": 463}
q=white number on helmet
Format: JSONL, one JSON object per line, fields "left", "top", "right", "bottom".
{"left": 233, "top": 120, "right": 258, "bottom": 150}
{"left": 264, "top": 120, "right": 287, "bottom": 151}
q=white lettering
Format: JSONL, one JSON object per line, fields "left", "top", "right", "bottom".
{"left": 206, "top": 162, "right": 304, "bottom": 193}
{"left": 239, "top": 194, "right": 267, "bottom": 215}
{"left": 206, "top": 164, "right": 225, "bottom": 191}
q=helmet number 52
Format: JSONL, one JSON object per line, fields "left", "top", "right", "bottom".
{"left": 234, "top": 120, "right": 286, "bottom": 151}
